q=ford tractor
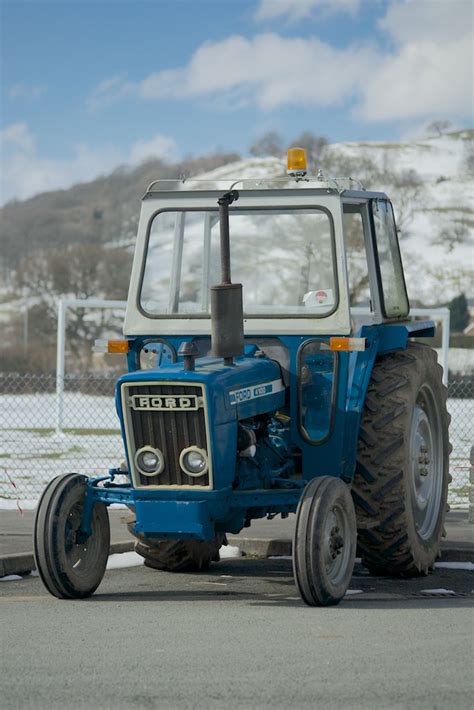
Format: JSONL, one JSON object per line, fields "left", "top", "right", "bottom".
{"left": 34, "top": 148, "right": 450, "bottom": 606}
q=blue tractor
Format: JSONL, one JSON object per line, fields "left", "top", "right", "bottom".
{"left": 34, "top": 149, "right": 450, "bottom": 606}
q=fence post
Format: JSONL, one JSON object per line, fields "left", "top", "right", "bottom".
{"left": 56, "top": 299, "right": 67, "bottom": 433}
{"left": 469, "top": 446, "right": 474, "bottom": 525}
{"left": 441, "top": 310, "right": 449, "bottom": 386}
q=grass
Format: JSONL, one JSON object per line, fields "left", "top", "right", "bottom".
{"left": 450, "top": 484, "right": 471, "bottom": 498}
{"left": 0, "top": 427, "right": 120, "bottom": 436}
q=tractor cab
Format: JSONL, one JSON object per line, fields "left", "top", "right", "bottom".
{"left": 124, "top": 158, "right": 409, "bottom": 342}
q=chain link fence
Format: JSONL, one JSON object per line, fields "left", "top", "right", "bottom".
{"left": 1, "top": 372, "right": 472, "bottom": 507}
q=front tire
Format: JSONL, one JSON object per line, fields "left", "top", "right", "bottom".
{"left": 353, "top": 343, "right": 450, "bottom": 576}
{"left": 293, "top": 476, "right": 356, "bottom": 607}
{"left": 34, "top": 473, "right": 110, "bottom": 599}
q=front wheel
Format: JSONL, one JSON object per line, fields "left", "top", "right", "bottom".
{"left": 34, "top": 473, "right": 110, "bottom": 599}
{"left": 293, "top": 476, "right": 356, "bottom": 607}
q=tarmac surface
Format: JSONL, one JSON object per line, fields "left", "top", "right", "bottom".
{"left": 1, "top": 507, "right": 473, "bottom": 709}
{"left": 1, "top": 557, "right": 474, "bottom": 710}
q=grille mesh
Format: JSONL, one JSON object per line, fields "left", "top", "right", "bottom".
{"left": 124, "top": 383, "right": 210, "bottom": 487}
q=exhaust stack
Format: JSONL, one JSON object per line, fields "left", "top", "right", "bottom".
{"left": 211, "top": 190, "right": 244, "bottom": 366}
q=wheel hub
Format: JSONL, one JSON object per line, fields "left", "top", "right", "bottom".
{"left": 329, "top": 526, "right": 344, "bottom": 559}
{"left": 323, "top": 506, "right": 351, "bottom": 584}
{"left": 409, "top": 386, "right": 443, "bottom": 540}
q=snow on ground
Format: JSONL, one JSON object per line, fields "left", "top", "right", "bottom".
{"left": 435, "top": 348, "right": 474, "bottom": 377}
{"left": 0, "top": 574, "right": 23, "bottom": 582}
{"left": 0, "top": 391, "right": 119, "bottom": 430}
{"left": 106, "top": 551, "right": 144, "bottom": 570}
{"left": 0, "top": 391, "right": 125, "bottom": 501}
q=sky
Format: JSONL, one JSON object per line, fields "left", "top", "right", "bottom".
{"left": 1, "top": 0, "right": 473, "bottom": 204}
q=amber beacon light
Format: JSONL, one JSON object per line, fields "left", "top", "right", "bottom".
{"left": 287, "top": 147, "right": 307, "bottom": 177}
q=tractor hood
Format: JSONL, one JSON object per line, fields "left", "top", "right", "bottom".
{"left": 116, "top": 355, "right": 286, "bottom": 426}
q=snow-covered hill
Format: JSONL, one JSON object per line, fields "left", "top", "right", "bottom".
{"left": 188, "top": 131, "right": 473, "bottom": 304}
{"left": 327, "top": 131, "right": 473, "bottom": 303}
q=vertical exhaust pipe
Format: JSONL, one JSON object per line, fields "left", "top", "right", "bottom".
{"left": 211, "top": 190, "right": 244, "bottom": 366}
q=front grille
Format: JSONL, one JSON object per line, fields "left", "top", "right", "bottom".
{"left": 122, "top": 382, "right": 211, "bottom": 488}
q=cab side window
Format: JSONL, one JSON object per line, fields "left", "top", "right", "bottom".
{"left": 342, "top": 206, "right": 370, "bottom": 308}
{"left": 371, "top": 200, "right": 409, "bottom": 318}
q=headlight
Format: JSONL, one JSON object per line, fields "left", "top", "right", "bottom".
{"left": 179, "top": 447, "right": 208, "bottom": 477}
{"left": 135, "top": 446, "right": 164, "bottom": 476}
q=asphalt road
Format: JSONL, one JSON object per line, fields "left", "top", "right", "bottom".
{"left": 1, "top": 557, "right": 473, "bottom": 710}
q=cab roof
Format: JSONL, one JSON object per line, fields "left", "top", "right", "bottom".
{"left": 143, "top": 177, "right": 389, "bottom": 202}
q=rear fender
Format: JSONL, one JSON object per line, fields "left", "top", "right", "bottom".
{"left": 341, "top": 320, "right": 435, "bottom": 480}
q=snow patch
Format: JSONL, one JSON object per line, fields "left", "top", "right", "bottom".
{"left": 420, "top": 588, "right": 456, "bottom": 595}
{"left": 345, "top": 589, "right": 364, "bottom": 596}
{"left": 0, "top": 574, "right": 23, "bottom": 582}
{"left": 219, "top": 545, "right": 241, "bottom": 559}
{"left": 106, "top": 551, "right": 144, "bottom": 570}
{"left": 435, "top": 561, "right": 474, "bottom": 571}
{"left": 0, "top": 499, "right": 38, "bottom": 510}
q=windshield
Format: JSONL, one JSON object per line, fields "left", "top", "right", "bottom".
{"left": 140, "top": 208, "right": 337, "bottom": 318}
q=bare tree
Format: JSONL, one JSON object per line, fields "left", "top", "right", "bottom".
{"left": 432, "top": 219, "right": 472, "bottom": 253}
{"left": 390, "top": 169, "right": 424, "bottom": 239}
{"left": 426, "top": 120, "right": 453, "bottom": 137}
{"left": 249, "top": 131, "right": 284, "bottom": 157}
{"left": 15, "top": 244, "right": 132, "bottom": 370}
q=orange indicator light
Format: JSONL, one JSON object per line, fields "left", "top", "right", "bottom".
{"left": 329, "top": 337, "right": 366, "bottom": 352}
{"left": 107, "top": 340, "right": 129, "bottom": 354}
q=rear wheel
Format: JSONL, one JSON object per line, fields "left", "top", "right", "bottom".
{"left": 293, "top": 476, "right": 356, "bottom": 606}
{"left": 34, "top": 473, "right": 110, "bottom": 598}
{"left": 353, "top": 343, "right": 450, "bottom": 576}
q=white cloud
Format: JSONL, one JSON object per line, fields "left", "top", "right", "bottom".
{"left": 9, "top": 83, "right": 45, "bottom": 100}
{"left": 89, "top": 0, "right": 473, "bottom": 126}
{"left": 129, "top": 134, "right": 178, "bottom": 164}
{"left": 87, "top": 74, "right": 133, "bottom": 111}
{"left": 357, "top": 36, "right": 473, "bottom": 121}
{"left": 379, "top": 0, "right": 472, "bottom": 44}
{"left": 0, "top": 126, "right": 178, "bottom": 205}
{"left": 255, "top": 0, "right": 361, "bottom": 22}
{"left": 358, "top": 0, "right": 473, "bottom": 121}
{"left": 0, "top": 122, "right": 35, "bottom": 152}
{"left": 136, "top": 33, "right": 376, "bottom": 110}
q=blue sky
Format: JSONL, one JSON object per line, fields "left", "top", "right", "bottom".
{"left": 1, "top": 0, "right": 473, "bottom": 203}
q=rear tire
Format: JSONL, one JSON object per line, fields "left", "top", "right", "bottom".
{"left": 34, "top": 473, "right": 110, "bottom": 599}
{"left": 293, "top": 476, "right": 356, "bottom": 606}
{"left": 353, "top": 343, "right": 450, "bottom": 576}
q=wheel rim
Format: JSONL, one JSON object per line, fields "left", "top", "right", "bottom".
{"left": 409, "top": 384, "right": 443, "bottom": 540}
{"left": 62, "top": 502, "right": 105, "bottom": 578}
{"left": 322, "top": 503, "right": 352, "bottom": 586}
